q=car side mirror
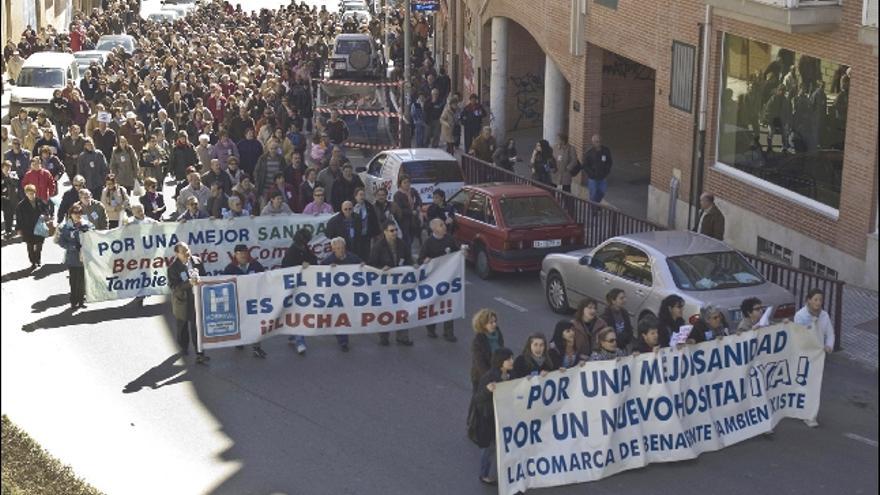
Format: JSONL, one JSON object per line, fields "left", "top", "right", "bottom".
{"left": 579, "top": 255, "right": 592, "bottom": 266}
{"left": 355, "top": 166, "right": 366, "bottom": 173}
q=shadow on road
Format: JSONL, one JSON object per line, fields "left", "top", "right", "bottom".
{"left": 21, "top": 299, "right": 167, "bottom": 333}
{"left": 123, "top": 353, "right": 190, "bottom": 394}
{"left": 1, "top": 264, "right": 65, "bottom": 284}
{"left": 31, "top": 293, "right": 70, "bottom": 313}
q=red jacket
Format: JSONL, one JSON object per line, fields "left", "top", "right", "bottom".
{"left": 22, "top": 168, "right": 57, "bottom": 201}
{"left": 207, "top": 94, "right": 227, "bottom": 124}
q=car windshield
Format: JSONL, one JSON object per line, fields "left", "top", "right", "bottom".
{"left": 498, "top": 196, "right": 570, "bottom": 227}
{"left": 666, "top": 251, "right": 765, "bottom": 291}
{"left": 335, "top": 40, "right": 371, "bottom": 54}
{"left": 16, "top": 68, "right": 64, "bottom": 88}
{"left": 97, "top": 39, "right": 132, "bottom": 51}
{"left": 402, "top": 161, "right": 463, "bottom": 184}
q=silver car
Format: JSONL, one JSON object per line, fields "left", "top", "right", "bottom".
{"left": 540, "top": 231, "right": 796, "bottom": 330}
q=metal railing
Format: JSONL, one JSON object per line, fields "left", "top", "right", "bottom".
{"left": 459, "top": 153, "right": 846, "bottom": 350}
{"left": 753, "top": 0, "right": 842, "bottom": 7}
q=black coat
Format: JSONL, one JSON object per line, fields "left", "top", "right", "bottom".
{"left": 16, "top": 198, "right": 53, "bottom": 242}
{"left": 56, "top": 187, "right": 81, "bottom": 223}
{"left": 602, "top": 307, "right": 633, "bottom": 350}
{"left": 140, "top": 191, "right": 166, "bottom": 221}
{"left": 658, "top": 316, "right": 685, "bottom": 348}
{"left": 325, "top": 213, "right": 364, "bottom": 251}
{"left": 281, "top": 243, "right": 318, "bottom": 268}
{"left": 222, "top": 260, "right": 265, "bottom": 275}
{"left": 512, "top": 353, "right": 558, "bottom": 379}
{"left": 418, "top": 234, "right": 459, "bottom": 263}
{"left": 368, "top": 236, "right": 412, "bottom": 269}
{"left": 470, "top": 329, "right": 504, "bottom": 386}
{"left": 471, "top": 368, "right": 508, "bottom": 448}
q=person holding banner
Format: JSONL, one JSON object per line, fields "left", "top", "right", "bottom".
{"left": 419, "top": 218, "right": 461, "bottom": 342}
{"left": 589, "top": 326, "right": 630, "bottom": 361}
{"left": 635, "top": 316, "right": 664, "bottom": 353}
{"left": 57, "top": 204, "right": 92, "bottom": 310}
{"left": 370, "top": 220, "right": 416, "bottom": 347}
{"left": 261, "top": 191, "right": 294, "bottom": 216}
{"left": 76, "top": 189, "right": 108, "bottom": 230}
{"left": 512, "top": 333, "right": 558, "bottom": 378}
{"left": 179, "top": 196, "right": 207, "bottom": 222}
{"left": 794, "top": 288, "right": 835, "bottom": 354}
{"left": 571, "top": 298, "right": 607, "bottom": 356}
{"left": 737, "top": 297, "right": 766, "bottom": 333}
{"left": 470, "top": 309, "right": 504, "bottom": 393}
{"left": 321, "top": 237, "right": 362, "bottom": 352}
{"left": 657, "top": 294, "right": 686, "bottom": 348}
{"left": 139, "top": 177, "right": 166, "bottom": 221}
{"left": 687, "top": 304, "right": 731, "bottom": 344}
{"left": 549, "top": 320, "right": 590, "bottom": 369}
{"left": 602, "top": 289, "right": 634, "bottom": 351}
{"left": 473, "top": 347, "right": 514, "bottom": 486}
{"left": 282, "top": 228, "right": 318, "bottom": 355}
{"left": 223, "top": 244, "right": 268, "bottom": 359}
{"left": 168, "top": 242, "right": 210, "bottom": 365}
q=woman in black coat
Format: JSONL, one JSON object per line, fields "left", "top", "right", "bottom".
{"left": 513, "top": 333, "right": 558, "bottom": 379}
{"left": 470, "top": 308, "right": 504, "bottom": 393}
{"left": 471, "top": 347, "right": 514, "bottom": 485}
{"left": 16, "top": 184, "right": 54, "bottom": 270}
{"left": 602, "top": 288, "right": 634, "bottom": 351}
{"left": 658, "top": 294, "right": 686, "bottom": 347}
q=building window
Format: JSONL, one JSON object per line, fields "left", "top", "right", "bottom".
{"left": 718, "top": 33, "right": 848, "bottom": 210}
{"left": 670, "top": 41, "right": 696, "bottom": 113}
{"left": 757, "top": 236, "right": 792, "bottom": 265}
{"left": 594, "top": 0, "right": 618, "bottom": 9}
{"left": 799, "top": 255, "right": 838, "bottom": 279}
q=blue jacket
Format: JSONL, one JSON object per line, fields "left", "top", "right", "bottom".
{"left": 58, "top": 219, "right": 93, "bottom": 267}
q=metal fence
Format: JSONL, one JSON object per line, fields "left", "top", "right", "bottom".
{"left": 460, "top": 154, "right": 845, "bottom": 350}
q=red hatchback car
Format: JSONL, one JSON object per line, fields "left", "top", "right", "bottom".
{"left": 448, "top": 183, "right": 585, "bottom": 279}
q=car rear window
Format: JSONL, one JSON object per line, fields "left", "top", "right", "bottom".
{"left": 666, "top": 251, "right": 765, "bottom": 291}
{"left": 335, "top": 40, "right": 372, "bottom": 55}
{"left": 498, "top": 196, "right": 570, "bottom": 227}
{"left": 402, "top": 161, "right": 463, "bottom": 184}
{"left": 17, "top": 68, "right": 64, "bottom": 88}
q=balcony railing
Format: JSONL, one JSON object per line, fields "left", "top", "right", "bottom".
{"left": 705, "top": 0, "right": 843, "bottom": 32}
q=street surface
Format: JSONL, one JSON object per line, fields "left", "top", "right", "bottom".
{"left": 1, "top": 1, "right": 877, "bottom": 494}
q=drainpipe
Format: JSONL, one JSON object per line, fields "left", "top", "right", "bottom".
{"left": 689, "top": 5, "right": 712, "bottom": 231}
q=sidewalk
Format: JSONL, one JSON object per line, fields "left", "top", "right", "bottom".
{"left": 839, "top": 285, "right": 879, "bottom": 370}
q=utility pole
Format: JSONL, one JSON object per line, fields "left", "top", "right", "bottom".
{"left": 403, "top": 0, "right": 412, "bottom": 146}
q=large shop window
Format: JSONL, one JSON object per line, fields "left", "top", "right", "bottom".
{"left": 718, "top": 33, "right": 849, "bottom": 209}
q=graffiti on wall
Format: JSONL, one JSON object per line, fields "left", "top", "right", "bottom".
{"left": 509, "top": 72, "right": 543, "bottom": 130}
{"left": 603, "top": 54, "right": 655, "bottom": 81}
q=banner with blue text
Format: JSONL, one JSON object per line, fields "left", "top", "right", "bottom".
{"left": 81, "top": 215, "right": 334, "bottom": 302}
{"left": 493, "top": 324, "right": 825, "bottom": 494}
{"left": 194, "top": 251, "right": 465, "bottom": 347}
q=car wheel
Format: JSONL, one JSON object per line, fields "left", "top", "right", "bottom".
{"left": 475, "top": 246, "right": 493, "bottom": 280}
{"left": 546, "top": 272, "right": 569, "bottom": 314}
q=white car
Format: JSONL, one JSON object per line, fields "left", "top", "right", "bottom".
{"left": 96, "top": 34, "right": 138, "bottom": 54}
{"left": 145, "top": 10, "right": 181, "bottom": 23}
{"left": 341, "top": 6, "right": 371, "bottom": 23}
{"left": 9, "top": 52, "right": 80, "bottom": 117}
{"left": 358, "top": 148, "right": 464, "bottom": 205}
{"left": 73, "top": 50, "right": 110, "bottom": 72}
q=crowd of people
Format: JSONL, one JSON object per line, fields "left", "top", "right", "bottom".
{"left": 466, "top": 287, "right": 836, "bottom": 485}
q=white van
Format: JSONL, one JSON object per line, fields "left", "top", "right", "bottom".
{"left": 9, "top": 52, "right": 80, "bottom": 117}
{"left": 358, "top": 148, "right": 464, "bottom": 205}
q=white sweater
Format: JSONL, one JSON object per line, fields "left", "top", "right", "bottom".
{"left": 794, "top": 306, "right": 835, "bottom": 349}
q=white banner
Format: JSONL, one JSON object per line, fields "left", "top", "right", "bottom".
{"left": 493, "top": 324, "right": 825, "bottom": 494}
{"left": 81, "top": 215, "right": 334, "bottom": 302}
{"left": 193, "top": 251, "right": 466, "bottom": 348}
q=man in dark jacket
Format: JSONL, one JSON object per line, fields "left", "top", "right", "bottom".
{"left": 167, "top": 242, "right": 210, "bottom": 365}
{"left": 330, "top": 164, "right": 365, "bottom": 212}
{"left": 583, "top": 134, "right": 613, "bottom": 204}
{"left": 223, "top": 244, "right": 268, "bottom": 358}
{"left": 324, "top": 201, "right": 365, "bottom": 253}
{"left": 321, "top": 236, "right": 362, "bottom": 351}
{"left": 418, "top": 218, "right": 463, "bottom": 342}
{"left": 370, "top": 220, "right": 415, "bottom": 346}
{"left": 281, "top": 228, "right": 318, "bottom": 354}
{"left": 697, "top": 192, "right": 725, "bottom": 241}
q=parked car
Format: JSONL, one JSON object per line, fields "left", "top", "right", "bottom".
{"left": 145, "top": 10, "right": 181, "bottom": 23}
{"left": 358, "top": 148, "right": 463, "bottom": 205}
{"left": 448, "top": 183, "right": 585, "bottom": 279}
{"left": 540, "top": 230, "right": 796, "bottom": 330}
{"left": 96, "top": 34, "right": 138, "bottom": 55}
{"left": 340, "top": 0, "right": 370, "bottom": 12}
{"left": 328, "top": 33, "right": 384, "bottom": 80}
{"left": 72, "top": 50, "right": 110, "bottom": 72}
{"left": 9, "top": 52, "right": 80, "bottom": 118}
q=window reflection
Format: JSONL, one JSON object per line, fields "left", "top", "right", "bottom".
{"left": 718, "top": 33, "right": 847, "bottom": 209}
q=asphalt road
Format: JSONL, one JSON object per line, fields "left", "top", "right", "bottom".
{"left": 1, "top": 229, "right": 878, "bottom": 495}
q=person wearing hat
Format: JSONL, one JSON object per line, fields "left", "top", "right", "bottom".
{"left": 92, "top": 112, "right": 117, "bottom": 160}
{"left": 223, "top": 244, "right": 268, "bottom": 358}
{"left": 119, "top": 111, "right": 146, "bottom": 152}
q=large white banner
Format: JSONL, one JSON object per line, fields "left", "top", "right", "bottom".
{"left": 493, "top": 324, "right": 825, "bottom": 494}
{"left": 193, "top": 251, "right": 466, "bottom": 348}
{"left": 81, "top": 215, "right": 334, "bottom": 302}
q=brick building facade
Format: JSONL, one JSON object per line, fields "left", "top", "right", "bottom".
{"left": 436, "top": 0, "right": 879, "bottom": 290}
{"left": 2, "top": 0, "right": 76, "bottom": 51}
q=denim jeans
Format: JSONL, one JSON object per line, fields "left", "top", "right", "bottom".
{"left": 587, "top": 178, "right": 608, "bottom": 204}
{"left": 288, "top": 335, "right": 306, "bottom": 346}
{"left": 480, "top": 441, "right": 496, "bottom": 480}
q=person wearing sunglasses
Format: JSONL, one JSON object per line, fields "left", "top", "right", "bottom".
{"left": 369, "top": 220, "right": 416, "bottom": 346}
{"left": 589, "top": 326, "right": 629, "bottom": 361}
{"left": 687, "top": 304, "right": 731, "bottom": 344}
{"left": 737, "top": 297, "right": 766, "bottom": 333}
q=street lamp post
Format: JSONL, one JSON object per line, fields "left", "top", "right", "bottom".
{"left": 403, "top": 0, "right": 412, "bottom": 146}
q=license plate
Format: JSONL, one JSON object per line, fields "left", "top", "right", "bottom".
{"left": 534, "top": 239, "right": 561, "bottom": 248}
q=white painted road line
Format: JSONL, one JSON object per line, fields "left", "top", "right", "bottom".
{"left": 844, "top": 433, "right": 879, "bottom": 448}
{"left": 493, "top": 297, "right": 528, "bottom": 313}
